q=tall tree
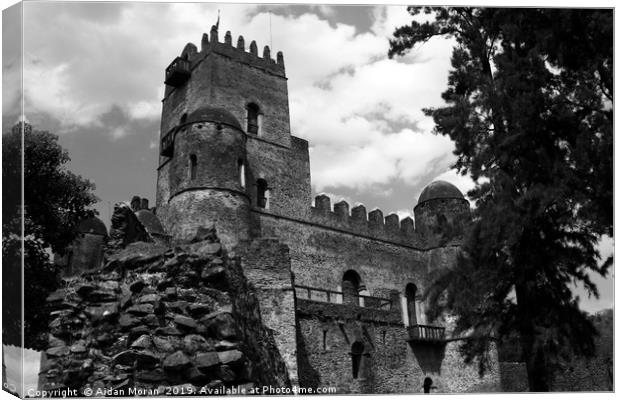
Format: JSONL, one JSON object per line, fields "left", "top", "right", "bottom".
{"left": 389, "top": 8, "right": 612, "bottom": 391}
{"left": 2, "top": 122, "right": 98, "bottom": 349}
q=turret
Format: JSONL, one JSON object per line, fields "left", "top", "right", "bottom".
{"left": 414, "top": 180, "right": 471, "bottom": 246}
{"left": 157, "top": 106, "right": 250, "bottom": 246}
{"left": 156, "top": 24, "right": 310, "bottom": 243}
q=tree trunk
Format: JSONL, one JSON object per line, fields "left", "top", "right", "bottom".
{"left": 515, "top": 282, "right": 551, "bottom": 392}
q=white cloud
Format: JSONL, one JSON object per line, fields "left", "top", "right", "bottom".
{"left": 21, "top": 3, "right": 456, "bottom": 188}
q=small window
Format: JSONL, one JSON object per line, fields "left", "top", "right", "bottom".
{"left": 189, "top": 154, "right": 197, "bottom": 180}
{"left": 322, "top": 330, "right": 328, "bottom": 351}
{"left": 256, "top": 178, "right": 269, "bottom": 209}
{"left": 247, "top": 103, "right": 260, "bottom": 134}
{"left": 238, "top": 159, "right": 246, "bottom": 188}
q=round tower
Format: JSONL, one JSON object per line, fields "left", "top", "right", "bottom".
{"left": 157, "top": 106, "right": 250, "bottom": 246}
{"left": 414, "top": 180, "right": 470, "bottom": 245}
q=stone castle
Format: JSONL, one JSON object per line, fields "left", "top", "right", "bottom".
{"left": 49, "top": 25, "right": 502, "bottom": 394}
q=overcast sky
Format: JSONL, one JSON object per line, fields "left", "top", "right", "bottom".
{"left": 2, "top": 1, "right": 613, "bottom": 314}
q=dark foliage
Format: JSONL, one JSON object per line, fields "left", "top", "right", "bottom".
{"left": 2, "top": 122, "right": 98, "bottom": 349}
{"left": 390, "top": 8, "right": 612, "bottom": 391}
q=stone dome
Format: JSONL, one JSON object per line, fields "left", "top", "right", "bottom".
{"left": 417, "top": 180, "right": 465, "bottom": 205}
{"left": 135, "top": 209, "right": 166, "bottom": 236}
{"left": 78, "top": 216, "right": 107, "bottom": 236}
{"left": 185, "top": 106, "right": 242, "bottom": 131}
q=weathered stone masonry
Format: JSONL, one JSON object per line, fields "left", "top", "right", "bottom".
{"left": 149, "top": 24, "right": 501, "bottom": 394}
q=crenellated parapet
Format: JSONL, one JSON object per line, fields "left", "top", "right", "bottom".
{"left": 174, "top": 25, "right": 285, "bottom": 80}
{"left": 309, "top": 195, "right": 425, "bottom": 248}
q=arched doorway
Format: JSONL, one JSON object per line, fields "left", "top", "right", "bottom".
{"left": 405, "top": 283, "right": 417, "bottom": 326}
{"left": 342, "top": 270, "right": 361, "bottom": 305}
{"left": 351, "top": 341, "right": 364, "bottom": 379}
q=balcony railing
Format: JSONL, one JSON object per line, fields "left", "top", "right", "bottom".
{"left": 294, "top": 285, "right": 393, "bottom": 311}
{"left": 407, "top": 324, "right": 446, "bottom": 343}
{"left": 165, "top": 57, "right": 191, "bottom": 87}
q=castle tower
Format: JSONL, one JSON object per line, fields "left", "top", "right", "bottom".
{"left": 156, "top": 25, "right": 311, "bottom": 246}
{"left": 414, "top": 180, "right": 471, "bottom": 246}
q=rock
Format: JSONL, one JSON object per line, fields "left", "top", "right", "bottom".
{"left": 76, "top": 284, "right": 95, "bottom": 297}
{"left": 126, "top": 303, "right": 154, "bottom": 316}
{"left": 186, "top": 367, "right": 210, "bottom": 384}
{"left": 70, "top": 342, "right": 87, "bottom": 353}
{"left": 100, "top": 281, "right": 120, "bottom": 291}
{"left": 195, "top": 242, "right": 222, "bottom": 257}
{"left": 111, "top": 378, "right": 132, "bottom": 393}
{"left": 166, "top": 300, "right": 188, "bottom": 313}
{"left": 46, "top": 346, "right": 70, "bottom": 357}
{"left": 138, "top": 294, "right": 161, "bottom": 304}
{"left": 85, "top": 303, "right": 119, "bottom": 322}
{"left": 107, "top": 202, "right": 152, "bottom": 249}
{"left": 88, "top": 290, "right": 117, "bottom": 302}
{"left": 205, "top": 313, "right": 238, "bottom": 340}
{"left": 136, "top": 368, "right": 166, "bottom": 383}
{"left": 217, "top": 350, "right": 244, "bottom": 366}
{"left": 48, "top": 335, "right": 66, "bottom": 348}
{"left": 174, "top": 315, "right": 198, "bottom": 330}
{"left": 103, "top": 373, "right": 129, "bottom": 382}
{"left": 205, "top": 380, "right": 224, "bottom": 389}
{"left": 120, "top": 294, "right": 132, "bottom": 310}
{"left": 128, "top": 325, "right": 150, "bottom": 343}
{"left": 201, "top": 265, "right": 227, "bottom": 286}
{"left": 163, "top": 351, "right": 192, "bottom": 372}
{"left": 129, "top": 280, "right": 145, "bottom": 293}
{"left": 152, "top": 336, "right": 175, "bottom": 353}
{"left": 119, "top": 314, "right": 141, "bottom": 330}
{"left": 195, "top": 352, "right": 220, "bottom": 372}
{"left": 187, "top": 303, "right": 211, "bottom": 317}
{"left": 155, "top": 326, "right": 182, "bottom": 336}
{"left": 96, "top": 332, "right": 114, "bottom": 346}
{"left": 130, "top": 334, "right": 152, "bottom": 349}
{"left": 165, "top": 287, "right": 177, "bottom": 299}
{"left": 183, "top": 334, "right": 211, "bottom": 353}
{"left": 199, "top": 306, "right": 233, "bottom": 322}
{"left": 215, "top": 340, "right": 239, "bottom": 351}
{"left": 216, "top": 365, "right": 236, "bottom": 382}
{"left": 46, "top": 289, "right": 65, "bottom": 303}
{"left": 112, "top": 350, "right": 158, "bottom": 368}
{"left": 142, "top": 314, "right": 160, "bottom": 327}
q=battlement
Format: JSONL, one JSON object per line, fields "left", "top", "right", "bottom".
{"left": 177, "top": 25, "right": 285, "bottom": 79}
{"left": 310, "top": 194, "right": 423, "bottom": 248}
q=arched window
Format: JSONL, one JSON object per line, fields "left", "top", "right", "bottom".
{"left": 351, "top": 341, "right": 364, "bottom": 379}
{"left": 247, "top": 103, "right": 260, "bottom": 135}
{"left": 256, "top": 178, "right": 269, "bottom": 208}
{"left": 238, "top": 159, "right": 246, "bottom": 188}
{"left": 405, "top": 283, "right": 418, "bottom": 326}
{"left": 342, "top": 270, "right": 361, "bottom": 305}
{"left": 189, "top": 154, "right": 197, "bottom": 180}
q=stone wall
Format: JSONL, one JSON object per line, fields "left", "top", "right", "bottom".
{"left": 40, "top": 230, "right": 290, "bottom": 395}
{"left": 296, "top": 300, "right": 500, "bottom": 394}
{"left": 245, "top": 136, "right": 312, "bottom": 221}
{"left": 253, "top": 211, "right": 439, "bottom": 304}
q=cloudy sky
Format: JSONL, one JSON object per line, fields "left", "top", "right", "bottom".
{"left": 2, "top": 1, "right": 613, "bottom": 314}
